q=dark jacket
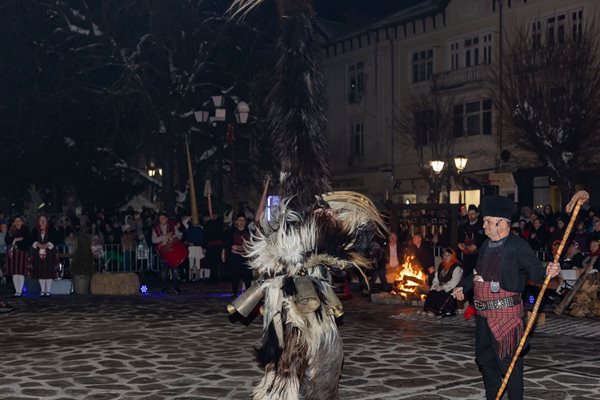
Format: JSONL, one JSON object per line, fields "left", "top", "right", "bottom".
{"left": 5, "top": 227, "right": 32, "bottom": 251}
{"left": 527, "top": 226, "right": 549, "bottom": 252}
{"left": 224, "top": 226, "right": 250, "bottom": 264}
{"left": 457, "top": 219, "right": 486, "bottom": 252}
{"left": 406, "top": 243, "right": 435, "bottom": 273}
{"left": 462, "top": 234, "right": 546, "bottom": 293}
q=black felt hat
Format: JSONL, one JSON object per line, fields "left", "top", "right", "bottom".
{"left": 481, "top": 195, "right": 513, "bottom": 220}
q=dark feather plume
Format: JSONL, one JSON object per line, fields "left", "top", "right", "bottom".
{"left": 268, "top": 11, "right": 330, "bottom": 215}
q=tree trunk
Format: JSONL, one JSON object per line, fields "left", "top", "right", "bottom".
{"left": 557, "top": 172, "right": 575, "bottom": 209}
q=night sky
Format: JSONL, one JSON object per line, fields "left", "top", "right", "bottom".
{"left": 314, "top": 0, "right": 425, "bottom": 22}
{"left": 0, "top": 0, "right": 429, "bottom": 211}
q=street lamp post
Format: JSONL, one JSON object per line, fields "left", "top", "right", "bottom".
{"left": 194, "top": 97, "right": 250, "bottom": 218}
{"left": 454, "top": 155, "right": 468, "bottom": 204}
{"left": 147, "top": 162, "right": 162, "bottom": 203}
{"left": 429, "top": 155, "right": 468, "bottom": 203}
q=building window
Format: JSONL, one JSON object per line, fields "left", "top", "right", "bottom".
{"left": 450, "top": 42, "right": 460, "bottom": 70}
{"left": 531, "top": 8, "right": 583, "bottom": 46}
{"left": 415, "top": 110, "right": 433, "bottom": 145}
{"left": 483, "top": 33, "right": 492, "bottom": 64}
{"left": 350, "top": 122, "right": 364, "bottom": 156}
{"left": 347, "top": 62, "right": 364, "bottom": 103}
{"left": 453, "top": 105, "right": 464, "bottom": 136}
{"left": 532, "top": 20, "right": 542, "bottom": 48}
{"left": 453, "top": 99, "right": 492, "bottom": 136}
{"left": 547, "top": 16, "right": 556, "bottom": 46}
{"left": 412, "top": 49, "right": 433, "bottom": 83}
{"left": 448, "top": 33, "right": 492, "bottom": 70}
{"left": 573, "top": 9, "right": 583, "bottom": 37}
{"left": 482, "top": 99, "right": 492, "bottom": 135}
{"left": 464, "top": 36, "right": 480, "bottom": 67}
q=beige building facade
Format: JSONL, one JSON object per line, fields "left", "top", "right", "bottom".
{"left": 322, "top": 0, "right": 599, "bottom": 209}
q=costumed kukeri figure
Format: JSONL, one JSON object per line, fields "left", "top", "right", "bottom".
{"left": 227, "top": 1, "right": 386, "bottom": 399}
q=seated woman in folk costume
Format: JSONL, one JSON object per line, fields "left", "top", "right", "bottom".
{"left": 421, "top": 247, "right": 463, "bottom": 317}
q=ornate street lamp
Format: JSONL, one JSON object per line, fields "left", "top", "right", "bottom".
{"left": 235, "top": 101, "right": 250, "bottom": 124}
{"left": 211, "top": 95, "right": 224, "bottom": 108}
{"left": 194, "top": 110, "right": 210, "bottom": 123}
{"left": 194, "top": 96, "right": 250, "bottom": 217}
{"left": 147, "top": 162, "right": 162, "bottom": 177}
{"left": 454, "top": 155, "right": 468, "bottom": 173}
{"left": 430, "top": 160, "right": 445, "bottom": 174}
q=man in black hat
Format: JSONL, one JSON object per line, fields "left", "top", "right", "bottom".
{"left": 453, "top": 195, "right": 561, "bottom": 400}
{"left": 457, "top": 204, "right": 485, "bottom": 306}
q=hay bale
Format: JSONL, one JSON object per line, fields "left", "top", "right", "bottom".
{"left": 91, "top": 272, "right": 140, "bottom": 296}
{"left": 590, "top": 300, "right": 600, "bottom": 318}
{"left": 570, "top": 305, "right": 588, "bottom": 318}
{"left": 574, "top": 292, "right": 592, "bottom": 304}
{"left": 580, "top": 280, "right": 599, "bottom": 300}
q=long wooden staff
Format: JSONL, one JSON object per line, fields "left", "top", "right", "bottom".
{"left": 184, "top": 134, "right": 200, "bottom": 225}
{"left": 254, "top": 175, "right": 271, "bottom": 226}
{"left": 204, "top": 179, "right": 213, "bottom": 217}
{"left": 495, "top": 190, "right": 589, "bottom": 400}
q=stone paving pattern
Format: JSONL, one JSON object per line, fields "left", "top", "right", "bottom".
{"left": 1, "top": 285, "right": 600, "bottom": 400}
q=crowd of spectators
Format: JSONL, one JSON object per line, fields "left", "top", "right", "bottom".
{"left": 3, "top": 199, "right": 599, "bottom": 299}
{"left": 374, "top": 201, "right": 600, "bottom": 318}
{"left": 508, "top": 204, "right": 600, "bottom": 268}
{"left": 0, "top": 204, "right": 260, "bottom": 295}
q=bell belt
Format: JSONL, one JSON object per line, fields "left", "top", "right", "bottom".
{"left": 474, "top": 294, "right": 522, "bottom": 311}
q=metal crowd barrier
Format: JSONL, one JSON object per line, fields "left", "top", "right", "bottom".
{"left": 95, "top": 244, "right": 160, "bottom": 273}
{"left": 56, "top": 243, "right": 161, "bottom": 276}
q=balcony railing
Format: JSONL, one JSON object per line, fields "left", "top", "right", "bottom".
{"left": 455, "top": 134, "right": 497, "bottom": 155}
{"left": 433, "top": 64, "right": 492, "bottom": 90}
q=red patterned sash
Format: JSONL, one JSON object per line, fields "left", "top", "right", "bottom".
{"left": 474, "top": 280, "right": 523, "bottom": 358}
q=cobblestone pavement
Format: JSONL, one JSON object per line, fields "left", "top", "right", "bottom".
{"left": 1, "top": 285, "right": 600, "bottom": 400}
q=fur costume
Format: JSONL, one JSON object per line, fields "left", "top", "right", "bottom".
{"left": 228, "top": 1, "right": 386, "bottom": 399}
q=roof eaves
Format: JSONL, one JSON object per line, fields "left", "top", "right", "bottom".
{"left": 327, "top": 0, "right": 449, "bottom": 44}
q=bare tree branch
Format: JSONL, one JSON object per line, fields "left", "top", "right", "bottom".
{"left": 491, "top": 21, "right": 600, "bottom": 200}
{"left": 393, "top": 80, "right": 456, "bottom": 202}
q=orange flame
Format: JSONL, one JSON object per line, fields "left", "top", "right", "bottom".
{"left": 392, "top": 255, "right": 427, "bottom": 299}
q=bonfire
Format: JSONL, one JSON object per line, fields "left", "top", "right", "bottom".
{"left": 391, "top": 255, "right": 428, "bottom": 301}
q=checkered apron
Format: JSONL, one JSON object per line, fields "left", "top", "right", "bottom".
{"left": 474, "top": 280, "right": 524, "bottom": 358}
